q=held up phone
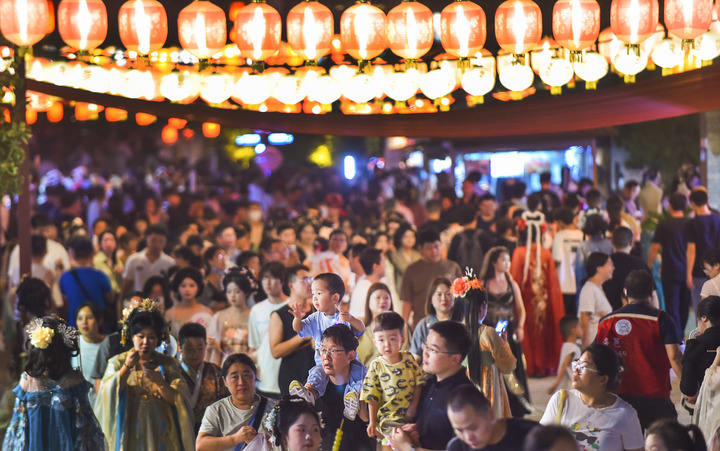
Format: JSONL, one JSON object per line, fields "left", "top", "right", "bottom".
{"left": 495, "top": 320, "right": 508, "bottom": 334}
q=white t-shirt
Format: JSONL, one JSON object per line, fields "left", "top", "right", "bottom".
{"left": 556, "top": 342, "right": 581, "bottom": 392}
{"left": 248, "top": 298, "right": 289, "bottom": 394}
{"left": 8, "top": 239, "right": 70, "bottom": 307}
{"left": 122, "top": 249, "right": 175, "bottom": 292}
{"left": 540, "top": 389, "right": 644, "bottom": 451}
{"left": 578, "top": 282, "right": 612, "bottom": 344}
{"left": 701, "top": 274, "right": 720, "bottom": 299}
{"left": 349, "top": 277, "right": 372, "bottom": 319}
{"left": 199, "top": 395, "right": 275, "bottom": 451}
{"left": 552, "top": 229, "right": 585, "bottom": 294}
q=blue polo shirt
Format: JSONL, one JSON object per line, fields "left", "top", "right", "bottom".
{"left": 59, "top": 267, "right": 111, "bottom": 327}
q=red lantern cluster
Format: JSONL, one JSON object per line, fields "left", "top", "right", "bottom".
{"left": 440, "top": 1, "right": 487, "bottom": 59}
{"left": 340, "top": 1, "right": 387, "bottom": 62}
{"left": 610, "top": 0, "right": 659, "bottom": 45}
{"left": 664, "top": 0, "right": 713, "bottom": 44}
{"left": 58, "top": 0, "right": 108, "bottom": 51}
{"left": 0, "top": 0, "right": 50, "bottom": 47}
{"left": 495, "top": 0, "right": 542, "bottom": 56}
{"left": 178, "top": 0, "right": 227, "bottom": 60}
{"left": 232, "top": 0, "right": 282, "bottom": 62}
{"left": 287, "top": 0, "right": 334, "bottom": 62}
{"left": 387, "top": 1, "right": 434, "bottom": 60}
{"left": 118, "top": 0, "right": 168, "bottom": 55}
{"left": 552, "top": 0, "right": 600, "bottom": 55}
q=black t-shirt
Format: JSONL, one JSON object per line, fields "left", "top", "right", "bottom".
{"left": 651, "top": 217, "right": 690, "bottom": 282}
{"left": 603, "top": 253, "right": 651, "bottom": 311}
{"left": 274, "top": 305, "right": 315, "bottom": 396}
{"left": 684, "top": 213, "right": 720, "bottom": 278}
{"left": 416, "top": 369, "right": 473, "bottom": 450}
{"left": 446, "top": 418, "right": 538, "bottom": 451}
{"left": 680, "top": 325, "right": 720, "bottom": 396}
{"left": 317, "top": 382, "right": 375, "bottom": 451}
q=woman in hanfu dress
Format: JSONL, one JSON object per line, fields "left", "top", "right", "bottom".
{"left": 95, "top": 300, "right": 194, "bottom": 450}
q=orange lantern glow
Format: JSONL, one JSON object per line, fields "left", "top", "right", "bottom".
{"left": 135, "top": 112, "right": 156, "bottom": 125}
{"left": 46, "top": 0, "right": 54, "bottom": 34}
{"left": 0, "top": 0, "right": 50, "bottom": 46}
{"left": 232, "top": 0, "right": 282, "bottom": 62}
{"left": 664, "top": 0, "right": 713, "bottom": 47}
{"left": 178, "top": 1, "right": 227, "bottom": 60}
{"left": 168, "top": 118, "right": 187, "bottom": 128}
{"left": 495, "top": 0, "right": 542, "bottom": 57}
{"left": 26, "top": 109, "right": 37, "bottom": 124}
{"left": 287, "top": 0, "right": 334, "bottom": 62}
{"left": 118, "top": 0, "right": 168, "bottom": 55}
{"left": 46, "top": 102, "right": 64, "bottom": 122}
{"left": 610, "top": 0, "right": 659, "bottom": 47}
{"left": 203, "top": 122, "right": 221, "bottom": 138}
{"left": 105, "top": 107, "right": 127, "bottom": 122}
{"left": 75, "top": 102, "right": 90, "bottom": 120}
{"left": 57, "top": 0, "right": 108, "bottom": 51}
{"left": 162, "top": 125, "right": 178, "bottom": 144}
{"left": 387, "top": 1, "right": 434, "bottom": 61}
{"left": 341, "top": 1, "right": 387, "bottom": 63}
{"left": 229, "top": 1, "right": 245, "bottom": 21}
{"left": 440, "top": 1, "right": 487, "bottom": 59}
{"left": 552, "top": 0, "right": 600, "bottom": 60}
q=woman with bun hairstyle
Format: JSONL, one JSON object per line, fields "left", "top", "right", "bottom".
{"left": 646, "top": 418, "right": 707, "bottom": 451}
{"left": 3, "top": 315, "right": 106, "bottom": 450}
{"left": 95, "top": 301, "right": 194, "bottom": 450}
{"left": 267, "top": 396, "right": 322, "bottom": 451}
{"left": 540, "top": 344, "right": 644, "bottom": 451}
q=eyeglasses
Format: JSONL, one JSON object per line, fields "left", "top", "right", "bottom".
{"left": 422, "top": 343, "right": 455, "bottom": 356}
{"left": 571, "top": 360, "right": 601, "bottom": 376}
{"left": 319, "top": 348, "right": 348, "bottom": 358}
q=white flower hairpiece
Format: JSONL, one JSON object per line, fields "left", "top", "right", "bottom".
{"left": 27, "top": 318, "right": 54, "bottom": 349}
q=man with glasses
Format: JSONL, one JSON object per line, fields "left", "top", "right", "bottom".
{"left": 315, "top": 324, "right": 373, "bottom": 451}
{"left": 389, "top": 321, "right": 473, "bottom": 451}
{"left": 595, "top": 270, "right": 683, "bottom": 430}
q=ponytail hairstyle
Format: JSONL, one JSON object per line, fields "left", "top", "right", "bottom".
{"left": 582, "top": 343, "right": 624, "bottom": 391}
{"left": 646, "top": 418, "right": 707, "bottom": 451}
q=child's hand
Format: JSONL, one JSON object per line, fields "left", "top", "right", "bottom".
{"left": 290, "top": 304, "right": 305, "bottom": 320}
{"left": 367, "top": 420, "right": 377, "bottom": 438}
{"left": 338, "top": 311, "right": 350, "bottom": 323}
{"left": 405, "top": 405, "right": 417, "bottom": 421}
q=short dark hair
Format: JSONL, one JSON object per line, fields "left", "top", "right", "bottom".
{"left": 624, "top": 180, "right": 639, "bottom": 190}
{"left": 624, "top": 269, "right": 654, "bottom": 299}
{"left": 221, "top": 353, "right": 258, "bottom": 379}
{"left": 214, "top": 223, "right": 235, "bottom": 236}
{"left": 275, "top": 221, "right": 295, "bottom": 236}
{"left": 668, "top": 192, "right": 687, "bottom": 212}
{"left": 125, "top": 308, "right": 168, "bottom": 345}
{"left": 349, "top": 243, "right": 368, "bottom": 260}
{"left": 25, "top": 316, "right": 78, "bottom": 381}
{"left": 259, "top": 261, "right": 286, "bottom": 281}
{"left": 540, "top": 172, "right": 552, "bottom": 184}
{"left": 447, "top": 384, "right": 491, "bottom": 415}
{"left": 689, "top": 187, "right": 709, "bottom": 207}
{"left": 553, "top": 207, "right": 575, "bottom": 226}
{"left": 283, "top": 264, "right": 310, "bottom": 294}
{"left": 75, "top": 301, "right": 103, "bottom": 329}
{"left": 171, "top": 266, "right": 205, "bottom": 296}
{"left": 179, "top": 322, "right": 207, "bottom": 346}
{"left": 479, "top": 193, "right": 496, "bottom": 203}
{"left": 393, "top": 224, "right": 416, "bottom": 250}
{"left": 16, "top": 277, "right": 52, "bottom": 319}
{"left": 328, "top": 229, "right": 347, "bottom": 240}
{"left": 429, "top": 321, "right": 472, "bottom": 360}
{"left": 371, "top": 311, "right": 405, "bottom": 335}
{"left": 31, "top": 213, "right": 53, "bottom": 229}
{"left": 585, "top": 189, "right": 602, "bottom": 206}
{"left": 697, "top": 296, "right": 720, "bottom": 326}
{"left": 145, "top": 224, "right": 168, "bottom": 237}
{"left": 585, "top": 252, "right": 611, "bottom": 279}
{"left": 71, "top": 237, "right": 94, "bottom": 259}
{"left": 494, "top": 217, "right": 515, "bottom": 237}
{"left": 583, "top": 343, "right": 624, "bottom": 390}
{"left": 359, "top": 248, "right": 383, "bottom": 276}
{"left": 645, "top": 419, "right": 706, "bottom": 451}
{"left": 31, "top": 235, "right": 47, "bottom": 258}
{"left": 321, "top": 324, "right": 359, "bottom": 352}
{"left": 425, "top": 199, "right": 442, "bottom": 213}
{"left": 456, "top": 205, "right": 477, "bottom": 226}
{"left": 260, "top": 237, "right": 283, "bottom": 254}
{"left": 186, "top": 234, "right": 204, "bottom": 248}
{"left": 582, "top": 214, "right": 608, "bottom": 236}
{"left": 236, "top": 251, "right": 260, "bottom": 268}
{"left": 559, "top": 315, "right": 579, "bottom": 340}
{"left": 313, "top": 273, "right": 345, "bottom": 300}
{"left": 611, "top": 226, "right": 634, "bottom": 249}
{"left": 523, "top": 425, "right": 578, "bottom": 451}
{"left": 173, "top": 245, "right": 196, "bottom": 264}
{"left": 417, "top": 229, "right": 441, "bottom": 247}
{"left": 703, "top": 248, "right": 720, "bottom": 267}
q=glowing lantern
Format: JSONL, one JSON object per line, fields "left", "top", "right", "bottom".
{"left": 168, "top": 118, "right": 187, "bottom": 128}
{"left": 573, "top": 51, "right": 608, "bottom": 88}
{"left": 233, "top": 73, "right": 271, "bottom": 104}
{"left": 613, "top": 44, "right": 648, "bottom": 82}
{"left": 122, "top": 69, "right": 158, "bottom": 99}
{"left": 232, "top": 0, "right": 281, "bottom": 62}
{"left": 0, "top": 0, "right": 50, "bottom": 46}
{"left": 75, "top": 102, "right": 91, "bottom": 120}
{"left": 440, "top": 1, "right": 486, "bottom": 59}
{"left": 160, "top": 71, "right": 201, "bottom": 103}
{"left": 57, "top": 0, "right": 108, "bottom": 51}
{"left": 652, "top": 38, "right": 684, "bottom": 71}
{"left": 306, "top": 74, "right": 342, "bottom": 104}
{"left": 272, "top": 74, "right": 306, "bottom": 104}
{"left": 178, "top": 1, "right": 226, "bottom": 60}
{"left": 26, "top": 109, "right": 37, "bottom": 124}
{"left": 135, "top": 112, "right": 156, "bottom": 125}
{"left": 610, "top": 0, "right": 659, "bottom": 51}
{"left": 498, "top": 53, "right": 534, "bottom": 91}
{"left": 692, "top": 30, "right": 720, "bottom": 60}
{"left": 495, "top": 0, "right": 542, "bottom": 58}
{"left": 104, "top": 107, "right": 127, "bottom": 121}
{"left": 552, "top": 0, "right": 600, "bottom": 61}
{"left": 47, "top": 102, "right": 64, "bottom": 122}
{"left": 419, "top": 69, "right": 456, "bottom": 99}
{"left": 287, "top": 0, "right": 333, "bottom": 62}
{"left": 461, "top": 64, "right": 495, "bottom": 97}
{"left": 530, "top": 37, "right": 560, "bottom": 74}
{"left": 343, "top": 73, "right": 378, "bottom": 103}
{"left": 162, "top": 125, "right": 178, "bottom": 144}
{"left": 200, "top": 72, "right": 235, "bottom": 104}
{"left": 27, "top": 91, "right": 53, "bottom": 111}
{"left": 340, "top": 1, "right": 387, "bottom": 64}
{"left": 118, "top": 0, "right": 168, "bottom": 55}
{"left": 203, "top": 122, "right": 221, "bottom": 138}
{"left": 387, "top": 1, "right": 434, "bottom": 62}
{"left": 598, "top": 27, "right": 623, "bottom": 62}
{"left": 664, "top": 0, "right": 713, "bottom": 47}
{"left": 539, "top": 57, "right": 574, "bottom": 94}
{"left": 384, "top": 69, "right": 420, "bottom": 101}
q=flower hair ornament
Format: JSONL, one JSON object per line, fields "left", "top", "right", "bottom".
{"left": 26, "top": 316, "right": 79, "bottom": 350}
{"left": 119, "top": 298, "right": 170, "bottom": 345}
{"left": 451, "top": 268, "right": 483, "bottom": 298}
{"left": 264, "top": 396, "right": 325, "bottom": 446}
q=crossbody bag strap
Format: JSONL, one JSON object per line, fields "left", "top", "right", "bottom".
{"left": 70, "top": 268, "right": 97, "bottom": 304}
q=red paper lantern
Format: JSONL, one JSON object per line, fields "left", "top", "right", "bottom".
{"left": 168, "top": 117, "right": 187, "bottom": 128}
{"left": 57, "top": 0, "right": 108, "bottom": 51}
{"left": 287, "top": 0, "right": 334, "bottom": 62}
{"left": 203, "top": 122, "right": 221, "bottom": 138}
{"left": 105, "top": 107, "right": 127, "bottom": 122}
{"left": 341, "top": 1, "right": 387, "bottom": 62}
{"left": 178, "top": 1, "right": 227, "bottom": 60}
{"left": 162, "top": 125, "right": 178, "bottom": 144}
{"left": 552, "top": 0, "right": 600, "bottom": 57}
{"left": 232, "top": 0, "right": 281, "bottom": 62}
{"left": 440, "top": 1, "right": 487, "bottom": 59}
{"left": 495, "top": 0, "right": 542, "bottom": 56}
{"left": 387, "top": 1, "right": 434, "bottom": 60}
{"left": 135, "top": 112, "right": 156, "bottom": 125}
{"left": 664, "top": 0, "right": 713, "bottom": 44}
{"left": 118, "top": 0, "right": 168, "bottom": 55}
{"left": 26, "top": 109, "right": 37, "bottom": 124}
{"left": 46, "top": 102, "right": 64, "bottom": 122}
{"left": 0, "top": 0, "right": 50, "bottom": 47}
{"left": 610, "top": 0, "right": 659, "bottom": 46}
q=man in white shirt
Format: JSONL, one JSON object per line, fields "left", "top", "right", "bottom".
{"left": 248, "top": 262, "right": 289, "bottom": 396}
{"left": 552, "top": 207, "right": 584, "bottom": 317}
{"left": 121, "top": 224, "right": 175, "bottom": 295}
{"left": 349, "top": 248, "right": 386, "bottom": 318}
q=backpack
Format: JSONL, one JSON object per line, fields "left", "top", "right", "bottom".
{"left": 453, "top": 229, "right": 487, "bottom": 275}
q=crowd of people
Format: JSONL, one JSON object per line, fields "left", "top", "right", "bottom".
{"left": 1, "top": 161, "right": 720, "bottom": 451}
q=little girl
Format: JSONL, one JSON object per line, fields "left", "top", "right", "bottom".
{"left": 207, "top": 267, "right": 257, "bottom": 365}
{"left": 165, "top": 267, "right": 214, "bottom": 338}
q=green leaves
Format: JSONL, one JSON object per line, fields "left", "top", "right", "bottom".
{"left": 0, "top": 50, "right": 31, "bottom": 196}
